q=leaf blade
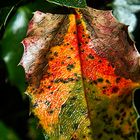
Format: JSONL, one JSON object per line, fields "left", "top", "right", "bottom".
{"left": 21, "top": 7, "right": 140, "bottom": 140}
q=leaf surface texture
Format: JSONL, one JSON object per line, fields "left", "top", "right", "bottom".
{"left": 21, "top": 7, "right": 140, "bottom": 140}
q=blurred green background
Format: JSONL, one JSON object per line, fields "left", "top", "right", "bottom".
{"left": 0, "top": 0, "right": 140, "bottom": 139}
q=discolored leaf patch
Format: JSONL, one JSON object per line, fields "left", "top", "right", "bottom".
{"left": 21, "top": 7, "right": 140, "bottom": 140}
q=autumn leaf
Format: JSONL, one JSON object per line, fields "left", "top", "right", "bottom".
{"left": 20, "top": 7, "right": 140, "bottom": 140}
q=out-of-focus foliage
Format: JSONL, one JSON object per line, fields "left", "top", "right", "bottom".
{"left": 27, "top": 117, "right": 45, "bottom": 140}
{"left": 0, "top": 121, "right": 19, "bottom": 140}
{"left": 0, "top": 7, "right": 13, "bottom": 31}
{"left": 0, "top": 6, "right": 30, "bottom": 93}
{"left": 113, "top": 0, "right": 140, "bottom": 33}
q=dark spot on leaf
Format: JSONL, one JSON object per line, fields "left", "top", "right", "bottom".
{"left": 76, "top": 76, "right": 81, "bottom": 81}
{"left": 43, "top": 54, "right": 47, "bottom": 58}
{"left": 88, "top": 54, "right": 94, "bottom": 59}
{"left": 48, "top": 110, "right": 54, "bottom": 114}
{"left": 115, "top": 113, "right": 120, "bottom": 120}
{"left": 76, "top": 20, "right": 81, "bottom": 25}
{"left": 101, "top": 107, "right": 107, "bottom": 112}
{"left": 87, "top": 125, "right": 90, "bottom": 129}
{"left": 32, "top": 87, "right": 35, "bottom": 91}
{"left": 93, "top": 80, "right": 97, "bottom": 85}
{"left": 98, "top": 60, "right": 102, "bottom": 63}
{"left": 68, "top": 78, "right": 74, "bottom": 81}
{"left": 78, "top": 43, "right": 82, "bottom": 46}
{"left": 106, "top": 79, "right": 110, "bottom": 84}
{"left": 38, "top": 88, "right": 44, "bottom": 94}
{"left": 74, "top": 73, "right": 77, "bottom": 76}
{"left": 67, "top": 109, "right": 73, "bottom": 117}
{"left": 83, "top": 77, "right": 86, "bottom": 81}
{"left": 102, "top": 86, "right": 107, "bottom": 89}
{"left": 120, "top": 108, "right": 124, "bottom": 113}
{"left": 67, "top": 56, "right": 71, "bottom": 59}
{"left": 88, "top": 132, "right": 92, "bottom": 135}
{"left": 67, "top": 64, "right": 75, "bottom": 71}
{"left": 112, "top": 64, "right": 115, "bottom": 68}
{"left": 60, "top": 130, "right": 63, "bottom": 134}
{"left": 89, "top": 81, "right": 93, "bottom": 84}
{"left": 49, "top": 57, "right": 54, "bottom": 61}
{"left": 97, "top": 133, "right": 102, "bottom": 138}
{"left": 71, "top": 136, "right": 78, "bottom": 140}
{"left": 62, "top": 103, "right": 66, "bottom": 109}
{"left": 54, "top": 78, "right": 62, "bottom": 83}
{"left": 61, "top": 61, "right": 64, "bottom": 64}
{"left": 73, "top": 31, "right": 76, "bottom": 34}
{"left": 54, "top": 52, "right": 58, "bottom": 57}
{"left": 76, "top": 86, "right": 82, "bottom": 93}
{"left": 115, "top": 128, "right": 121, "bottom": 134}
{"left": 72, "top": 123, "right": 79, "bottom": 130}
{"left": 70, "top": 96, "right": 77, "bottom": 101}
{"left": 108, "top": 64, "right": 111, "bottom": 67}
{"left": 112, "top": 86, "right": 119, "bottom": 93}
{"left": 32, "top": 102, "right": 38, "bottom": 108}
{"left": 103, "top": 128, "right": 111, "bottom": 134}
{"left": 132, "top": 126, "right": 136, "bottom": 131}
{"left": 122, "top": 112, "right": 126, "bottom": 117}
{"left": 129, "top": 104, "right": 132, "bottom": 108}
{"left": 103, "top": 115, "right": 112, "bottom": 125}
{"left": 49, "top": 51, "right": 52, "bottom": 54}
{"left": 50, "top": 92, "right": 53, "bottom": 94}
{"left": 116, "top": 77, "right": 121, "bottom": 83}
{"left": 47, "top": 85, "right": 51, "bottom": 89}
{"left": 82, "top": 135, "right": 86, "bottom": 138}
{"left": 81, "top": 108, "right": 87, "bottom": 114}
{"left": 82, "top": 34, "right": 85, "bottom": 37}
{"left": 63, "top": 80, "right": 69, "bottom": 83}
{"left": 97, "top": 78, "right": 103, "bottom": 83}
{"left": 45, "top": 100, "right": 50, "bottom": 106}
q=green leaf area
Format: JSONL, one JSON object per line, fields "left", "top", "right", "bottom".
{"left": 47, "top": 0, "right": 87, "bottom": 8}
{"left": 0, "top": 121, "right": 19, "bottom": 140}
